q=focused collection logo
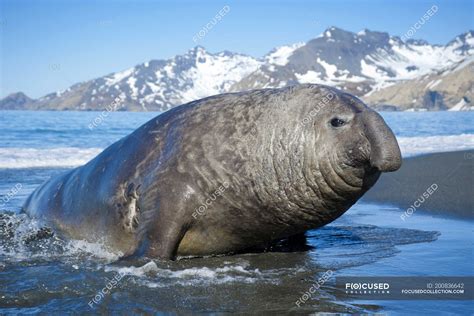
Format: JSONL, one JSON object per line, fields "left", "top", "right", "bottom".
{"left": 344, "top": 282, "right": 390, "bottom": 295}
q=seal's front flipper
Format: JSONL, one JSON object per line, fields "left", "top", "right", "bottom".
{"left": 146, "top": 220, "right": 188, "bottom": 260}
{"left": 144, "top": 185, "right": 192, "bottom": 260}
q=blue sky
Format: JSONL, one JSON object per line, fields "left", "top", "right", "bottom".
{"left": 0, "top": 0, "right": 473, "bottom": 98}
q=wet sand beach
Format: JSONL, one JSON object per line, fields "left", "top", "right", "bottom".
{"left": 363, "top": 150, "right": 474, "bottom": 218}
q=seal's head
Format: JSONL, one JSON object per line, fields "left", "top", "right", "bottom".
{"left": 298, "top": 85, "right": 402, "bottom": 209}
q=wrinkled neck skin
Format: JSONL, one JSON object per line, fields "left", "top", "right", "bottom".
{"left": 233, "top": 97, "right": 379, "bottom": 231}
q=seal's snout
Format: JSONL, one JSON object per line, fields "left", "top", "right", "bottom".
{"left": 371, "top": 153, "right": 402, "bottom": 172}
{"left": 362, "top": 111, "right": 402, "bottom": 173}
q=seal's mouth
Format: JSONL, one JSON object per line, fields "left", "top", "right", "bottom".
{"left": 361, "top": 166, "right": 381, "bottom": 189}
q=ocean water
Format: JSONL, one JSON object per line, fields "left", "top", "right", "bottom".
{"left": 0, "top": 111, "right": 473, "bottom": 169}
{"left": 0, "top": 110, "right": 473, "bottom": 314}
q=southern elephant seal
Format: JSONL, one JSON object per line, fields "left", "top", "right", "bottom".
{"left": 23, "top": 84, "right": 402, "bottom": 259}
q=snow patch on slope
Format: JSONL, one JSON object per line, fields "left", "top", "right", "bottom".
{"left": 265, "top": 43, "right": 305, "bottom": 66}
{"left": 295, "top": 71, "right": 324, "bottom": 84}
{"left": 179, "top": 49, "right": 261, "bottom": 102}
{"left": 105, "top": 68, "right": 134, "bottom": 86}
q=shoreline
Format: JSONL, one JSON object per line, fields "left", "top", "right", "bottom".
{"left": 362, "top": 150, "right": 474, "bottom": 219}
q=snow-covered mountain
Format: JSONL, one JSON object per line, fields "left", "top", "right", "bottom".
{"left": 14, "top": 47, "right": 261, "bottom": 111}
{"left": 2, "top": 27, "right": 473, "bottom": 111}
{"left": 365, "top": 56, "right": 474, "bottom": 111}
{"left": 232, "top": 27, "right": 473, "bottom": 100}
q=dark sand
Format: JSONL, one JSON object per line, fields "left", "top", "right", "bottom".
{"left": 362, "top": 150, "right": 474, "bottom": 218}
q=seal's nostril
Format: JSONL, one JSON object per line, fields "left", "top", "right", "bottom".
{"left": 370, "top": 157, "right": 402, "bottom": 172}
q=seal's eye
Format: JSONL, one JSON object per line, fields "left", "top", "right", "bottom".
{"left": 330, "top": 118, "right": 346, "bottom": 127}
